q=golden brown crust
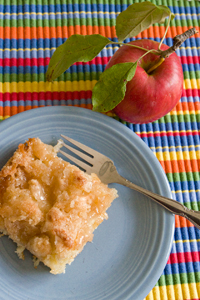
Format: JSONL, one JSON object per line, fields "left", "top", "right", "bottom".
{"left": 0, "top": 138, "right": 118, "bottom": 274}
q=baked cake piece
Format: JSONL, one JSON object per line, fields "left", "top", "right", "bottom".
{"left": 0, "top": 138, "right": 118, "bottom": 274}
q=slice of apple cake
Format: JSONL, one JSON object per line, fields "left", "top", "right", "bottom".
{"left": 0, "top": 138, "right": 118, "bottom": 274}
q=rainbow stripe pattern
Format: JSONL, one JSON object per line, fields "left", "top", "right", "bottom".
{"left": 0, "top": 0, "right": 200, "bottom": 299}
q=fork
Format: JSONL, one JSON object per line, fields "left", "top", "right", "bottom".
{"left": 59, "top": 134, "right": 200, "bottom": 230}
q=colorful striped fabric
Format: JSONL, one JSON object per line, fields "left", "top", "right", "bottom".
{"left": 0, "top": 0, "right": 200, "bottom": 299}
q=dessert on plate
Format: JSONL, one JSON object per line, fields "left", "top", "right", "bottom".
{"left": 0, "top": 138, "right": 118, "bottom": 274}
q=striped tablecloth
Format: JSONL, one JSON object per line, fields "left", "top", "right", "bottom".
{"left": 0, "top": 1, "right": 200, "bottom": 299}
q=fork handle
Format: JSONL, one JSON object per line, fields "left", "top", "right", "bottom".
{"left": 116, "top": 175, "right": 200, "bottom": 230}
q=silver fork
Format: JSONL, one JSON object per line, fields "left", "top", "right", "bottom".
{"left": 59, "top": 134, "right": 200, "bottom": 230}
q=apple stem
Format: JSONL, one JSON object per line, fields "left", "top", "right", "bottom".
{"left": 160, "top": 28, "right": 198, "bottom": 58}
{"left": 112, "top": 27, "right": 197, "bottom": 75}
{"left": 146, "top": 57, "right": 165, "bottom": 74}
{"left": 146, "top": 27, "right": 198, "bottom": 73}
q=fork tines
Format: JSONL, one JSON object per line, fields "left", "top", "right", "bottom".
{"left": 61, "top": 134, "right": 95, "bottom": 157}
{"left": 58, "top": 134, "right": 94, "bottom": 173}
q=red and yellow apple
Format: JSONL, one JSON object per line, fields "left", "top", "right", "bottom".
{"left": 105, "top": 39, "right": 183, "bottom": 124}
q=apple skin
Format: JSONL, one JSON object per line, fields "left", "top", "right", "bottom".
{"left": 105, "top": 39, "right": 183, "bottom": 124}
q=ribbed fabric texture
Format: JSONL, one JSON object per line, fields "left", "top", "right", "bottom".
{"left": 0, "top": 1, "right": 200, "bottom": 299}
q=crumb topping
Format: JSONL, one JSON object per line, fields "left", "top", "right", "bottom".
{"left": 0, "top": 138, "right": 118, "bottom": 274}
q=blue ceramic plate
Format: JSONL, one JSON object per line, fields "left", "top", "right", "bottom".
{"left": 0, "top": 106, "right": 174, "bottom": 300}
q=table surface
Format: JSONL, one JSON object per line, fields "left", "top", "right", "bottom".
{"left": 0, "top": 1, "right": 200, "bottom": 299}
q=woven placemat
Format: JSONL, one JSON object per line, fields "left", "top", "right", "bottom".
{"left": 0, "top": 1, "right": 200, "bottom": 299}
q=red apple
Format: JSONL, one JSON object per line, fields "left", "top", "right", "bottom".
{"left": 105, "top": 39, "right": 183, "bottom": 124}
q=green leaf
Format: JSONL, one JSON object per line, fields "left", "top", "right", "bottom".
{"left": 46, "top": 34, "right": 111, "bottom": 81}
{"left": 116, "top": 1, "right": 174, "bottom": 43}
{"left": 92, "top": 62, "right": 137, "bottom": 113}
